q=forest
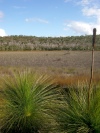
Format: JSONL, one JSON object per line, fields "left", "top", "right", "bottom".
{"left": 0, "top": 34, "right": 100, "bottom": 51}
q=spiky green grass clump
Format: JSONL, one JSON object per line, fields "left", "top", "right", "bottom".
{"left": 0, "top": 71, "right": 60, "bottom": 133}
{"left": 1, "top": 70, "right": 100, "bottom": 133}
{"left": 56, "top": 83, "right": 100, "bottom": 133}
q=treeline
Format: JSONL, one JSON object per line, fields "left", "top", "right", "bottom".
{"left": 0, "top": 35, "right": 100, "bottom": 51}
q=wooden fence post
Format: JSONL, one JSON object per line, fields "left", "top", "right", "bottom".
{"left": 88, "top": 28, "right": 96, "bottom": 109}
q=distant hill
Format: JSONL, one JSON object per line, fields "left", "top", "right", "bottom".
{"left": 0, "top": 35, "right": 100, "bottom": 51}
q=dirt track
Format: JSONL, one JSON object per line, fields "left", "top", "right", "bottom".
{"left": 0, "top": 51, "right": 99, "bottom": 74}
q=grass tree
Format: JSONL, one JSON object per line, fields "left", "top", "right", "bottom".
{"left": 0, "top": 71, "right": 61, "bottom": 133}
{"left": 55, "top": 28, "right": 100, "bottom": 133}
{"left": 56, "top": 83, "right": 100, "bottom": 133}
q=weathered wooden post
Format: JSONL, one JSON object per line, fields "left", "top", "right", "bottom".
{"left": 88, "top": 28, "right": 96, "bottom": 109}
{"left": 90, "top": 28, "right": 96, "bottom": 84}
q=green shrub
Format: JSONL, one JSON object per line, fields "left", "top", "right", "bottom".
{"left": 0, "top": 71, "right": 60, "bottom": 133}
{"left": 56, "top": 83, "right": 100, "bottom": 133}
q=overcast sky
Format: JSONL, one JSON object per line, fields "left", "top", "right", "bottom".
{"left": 0, "top": 0, "right": 100, "bottom": 37}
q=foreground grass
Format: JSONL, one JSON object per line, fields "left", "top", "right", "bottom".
{"left": 56, "top": 83, "right": 100, "bottom": 133}
{"left": 0, "top": 71, "right": 61, "bottom": 133}
{"left": 0, "top": 70, "right": 100, "bottom": 132}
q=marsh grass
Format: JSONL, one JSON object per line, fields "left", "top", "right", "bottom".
{"left": 0, "top": 70, "right": 61, "bottom": 133}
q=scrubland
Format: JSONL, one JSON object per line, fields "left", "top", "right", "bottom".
{"left": 0, "top": 50, "right": 100, "bottom": 133}
{"left": 0, "top": 51, "right": 99, "bottom": 72}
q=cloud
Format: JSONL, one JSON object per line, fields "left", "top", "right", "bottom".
{"left": 64, "top": 0, "right": 100, "bottom": 6}
{"left": 66, "top": 21, "right": 93, "bottom": 35}
{"left": 64, "top": 19, "right": 100, "bottom": 36}
{"left": 25, "top": 18, "right": 49, "bottom": 24}
{"left": 64, "top": 0, "right": 100, "bottom": 35}
{"left": 0, "top": 29, "right": 7, "bottom": 37}
{"left": 13, "top": 6, "right": 26, "bottom": 9}
{"left": 77, "top": 0, "right": 93, "bottom": 6}
{"left": 82, "top": 7, "right": 100, "bottom": 16}
{"left": 81, "top": 0, "right": 90, "bottom": 5}
{"left": 82, "top": 6, "right": 100, "bottom": 24}
{"left": 64, "top": 0, "right": 93, "bottom": 5}
{"left": 64, "top": 20, "right": 100, "bottom": 35}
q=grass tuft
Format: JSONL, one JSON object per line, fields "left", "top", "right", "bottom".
{"left": 56, "top": 83, "right": 100, "bottom": 133}
{"left": 0, "top": 70, "right": 60, "bottom": 133}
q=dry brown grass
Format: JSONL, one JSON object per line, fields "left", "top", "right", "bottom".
{"left": 0, "top": 51, "right": 99, "bottom": 86}
{"left": 53, "top": 73, "right": 100, "bottom": 86}
{"left": 0, "top": 51, "right": 99, "bottom": 73}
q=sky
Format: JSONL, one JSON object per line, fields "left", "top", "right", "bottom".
{"left": 0, "top": 0, "right": 100, "bottom": 37}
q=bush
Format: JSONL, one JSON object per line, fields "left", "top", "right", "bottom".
{"left": 1, "top": 70, "right": 100, "bottom": 133}
{"left": 56, "top": 83, "right": 100, "bottom": 133}
{"left": 0, "top": 71, "right": 60, "bottom": 133}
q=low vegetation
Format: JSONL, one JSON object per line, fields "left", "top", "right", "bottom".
{"left": 0, "top": 51, "right": 99, "bottom": 75}
{"left": 0, "top": 71, "right": 61, "bottom": 133}
{"left": 56, "top": 83, "right": 100, "bottom": 133}
{"left": 0, "top": 31, "right": 100, "bottom": 132}
{"left": 0, "top": 35, "right": 100, "bottom": 51}
{"left": 0, "top": 70, "right": 100, "bottom": 133}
